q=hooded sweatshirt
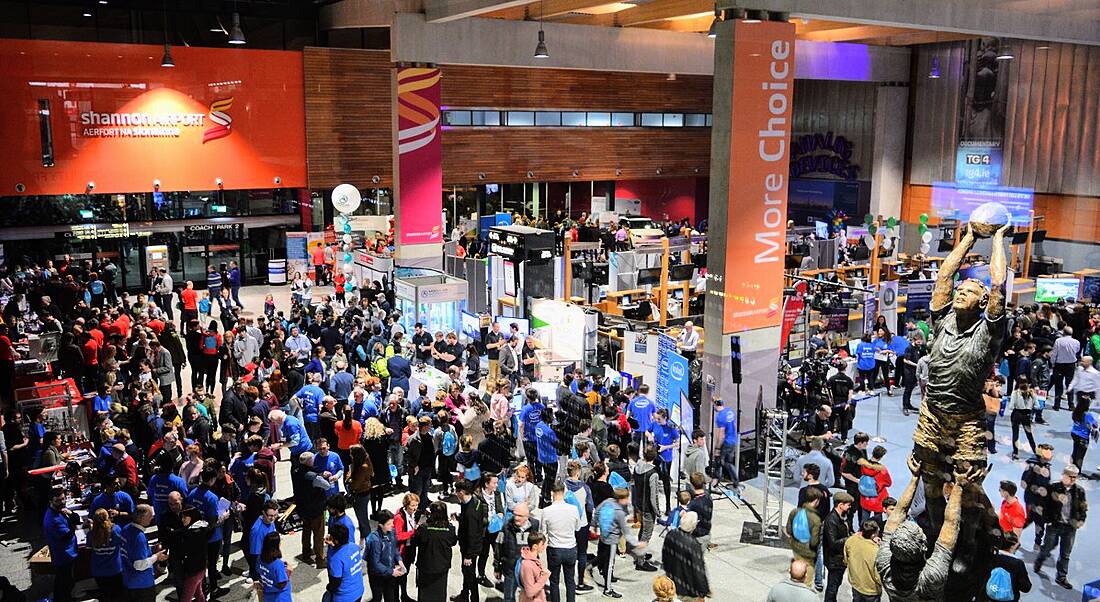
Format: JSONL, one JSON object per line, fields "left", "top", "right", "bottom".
{"left": 594, "top": 498, "right": 640, "bottom": 548}
{"left": 682, "top": 442, "right": 708, "bottom": 482}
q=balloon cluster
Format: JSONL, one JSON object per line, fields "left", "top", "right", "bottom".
{"left": 861, "top": 214, "right": 901, "bottom": 251}
{"left": 332, "top": 184, "right": 362, "bottom": 293}
{"left": 917, "top": 213, "right": 931, "bottom": 254}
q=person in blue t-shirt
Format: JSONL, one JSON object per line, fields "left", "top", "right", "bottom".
{"left": 256, "top": 532, "right": 293, "bottom": 602}
{"left": 534, "top": 406, "right": 559, "bottom": 505}
{"left": 249, "top": 501, "right": 281, "bottom": 581}
{"left": 518, "top": 388, "right": 546, "bottom": 483}
{"left": 713, "top": 398, "right": 740, "bottom": 487}
{"left": 326, "top": 496, "right": 357, "bottom": 559}
{"left": 88, "top": 508, "right": 125, "bottom": 598}
{"left": 313, "top": 439, "right": 345, "bottom": 498}
{"left": 147, "top": 456, "right": 188, "bottom": 520}
{"left": 292, "top": 373, "right": 327, "bottom": 441}
{"left": 90, "top": 477, "right": 135, "bottom": 525}
{"left": 271, "top": 410, "right": 313, "bottom": 460}
{"left": 326, "top": 522, "right": 365, "bottom": 602}
{"left": 121, "top": 505, "right": 167, "bottom": 599}
{"left": 43, "top": 490, "right": 79, "bottom": 602}
{"left": 855, "top": 333, "right": 878, "bottom": 391}
{"left": 92, "top": 388, "right": 113, "bottom": 420}
{"left": 628, "top": 384, "right": 657, "bottom": 448}
{"left": 872, "top": 326, "right": 897, "bottom": 395}
{"left": 187, "top": 466, "right": 228, "bottom": 595}
{"left": 646, "top": 407, "right": 679, "bottom": 514}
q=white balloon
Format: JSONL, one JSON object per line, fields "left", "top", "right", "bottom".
{"left": 335, "top": 215, "right": 349, "bottom": 228}
{"left": 863, "top": 234, "right": 876, "bottom": 248}
{"left": 921, "top": 231, "right": 933, "bottom": 243}
{"left": 882, "top": 238, "right": 894, "bottom": 250}
{"left": 342, "top": 234, "right": 352, "bottom": 244}
{"left": 885, "top": 227, "right": 897, "bottom": 239}
{"left": 332, "top": 183, "right": 362, "bottom": 214}
{"left": 343, "top": 264, "right": 354, "bottom": 274}
{"left": 920, "top": 243, "right": 931, "bottom": 254}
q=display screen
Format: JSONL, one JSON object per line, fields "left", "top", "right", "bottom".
{"left": 637, "top": 267, "right": 662, "bottom": 286}
{"left": 815, "top": 220, "right": 829, "bottom": 239}
{"left": 461, "top": 311, "right": 481, "bottom": 342}
{"left": 668, "top": 264, "right": 695, "bottom": 282}
{"left": 1082, "top": 276, "right": 1100, "bottom": 303}
{"left": 931, "top": 182, "right": 1033, "bottom": 225}
{"left": 495, "top": 316, "right": 530, "bottom": 337}
{"left": 1035, "top": 278, "right": 1080, "bottom": 303}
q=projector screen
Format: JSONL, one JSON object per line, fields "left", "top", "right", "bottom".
{"left": 931, "top": 182, "right": 1033, "bottom": 226}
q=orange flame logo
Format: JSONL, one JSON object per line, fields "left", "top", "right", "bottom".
{"left": 203, "top": 97, "right": 234, "bottom": 143}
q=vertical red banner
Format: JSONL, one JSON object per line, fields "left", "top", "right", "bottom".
{"left": 722, "top": 21, "right": 796, "bottom": 334}
{"left": 779, "top": 281, "right": 807, "bottom": 349}
{"left": 394, "top": 67, "right": 443, "bottom": 247}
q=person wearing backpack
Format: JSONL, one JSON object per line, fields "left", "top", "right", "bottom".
{"left": 592, "top": 488, "right": 648, "bottom": 599}
{"left": 785, "top": 486, "right": 824, "bottom": 587}
{"left": 982, "top": 532, "right": 1031, "bottom": 602}
{"left": 199, "top": 321, "right": 222, "bottom": 394}
{"left": 858, "top": 446, "right": 891, "bottom": 526}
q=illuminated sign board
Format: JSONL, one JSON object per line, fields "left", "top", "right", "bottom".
{"left": 58, "top": 223, "right": 151, "bottom": 241}
{"left": 955, "top": 141, "right": 1003, "bottom": 186}
{"left": 931, "top": 182, "right": 1033, "bottom": 226}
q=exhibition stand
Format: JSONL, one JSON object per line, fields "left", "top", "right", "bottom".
{"left": 394, "top": 269, "right": 468, "bottom": 336}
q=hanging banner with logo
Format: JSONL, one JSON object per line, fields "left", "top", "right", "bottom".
{"left": 286, "top": 232, "right": 309, "bottom": 279}
{"left": 905, "top": 279, "right": 935, "bottom": 318}
{"left": 657, "top": 333, "right": 691, "bottom": 441}
{"left": 394, "top": 67, "right": 443, "bottom": 247}
{"left": 862, "top": 284, "right": 878, "bottom": 334}
{"left": 878, "top": 280, "right": 899, "bottom": 332}
{"left": 721, "top": 20, "right": 796, "bottom": 334}
{"left": 780, "top": 281, "right": 807, "bottom": 349}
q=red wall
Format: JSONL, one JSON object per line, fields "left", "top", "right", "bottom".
{"left": 615, "top": 177, "right": 699, "bottom": 224}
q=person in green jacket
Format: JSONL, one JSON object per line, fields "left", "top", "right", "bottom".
{"left": 786, "top": 487, "right": 824, "bottom": 588}
{"left": 1088, "top": 327, "right": 1100, "bottom": 365}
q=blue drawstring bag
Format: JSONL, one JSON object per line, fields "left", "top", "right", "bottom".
{"left": 389, "top": 464, "right": 399, "bottom": 479}
{"left": 488, "top": 514, "right": 505, "bottom": 534}
{"left": 564, "top": 490, "right": 584, "bottom": 518}
{"left": 792, "top": 508, "right": 811, "bottom": 543}
{"left": 464, "top": 462, "right": 481, "bottom": 482}
{"left": 609, "top": 471, "right": 628, "bottom": 490}
{"left": 985, "top": 567, "right": 1014, "bottom": 601}
{"left": 858, "top": 475, "right": 878, "bottom": 498}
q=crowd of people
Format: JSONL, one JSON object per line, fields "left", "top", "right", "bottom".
{"left": 767, "top": 298, "right": 1098, "bottom": 601}
{"left": 0, "top": 253, "right": 728, "bottom": 602}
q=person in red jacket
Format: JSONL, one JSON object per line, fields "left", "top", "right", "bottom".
{"left": 858, "top": 445, "right": 892, "bottom": 525}
{"left": 393, "top": 493, "right": 420, "bottom": 602}
{"left": 111, "top": 443, "right": 140, "bottom": 498}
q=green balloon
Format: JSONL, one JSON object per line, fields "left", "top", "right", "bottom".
{"left": 868, "top": 224, "right": 878, "bottom": 236}
{"left": 886, "top": 217, "right": 898, "bottom": 229}
{"left": 919, "top": 213, "right": 929, "bottom": 224}
{"left": 918, "top": 224, "right": 928, "bottom": 235}
{"left": 864, "top": 214, "right": 874, "bottom": 226}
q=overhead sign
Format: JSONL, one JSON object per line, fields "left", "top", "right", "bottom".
{"left": 955, "top": 140, "right": 1002, "bottom": 186}
{"left": 0, "top": 39, "right": 306, "bottom": 195}
{"left": 721, "top": 20, "right": 796, "bottom": 334}
{"left": 394, "top": 67, "right": 443, "bottom": 247}
{"left": 58, "top": 223, "right": 150, "bottom": 241}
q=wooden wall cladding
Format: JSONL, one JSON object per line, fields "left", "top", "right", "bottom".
{"left": 303, "top": 48, "right": 394, "bottom": 190}
{"left": 441, "top": 127, "right": 711, "bottom": 183}
{"left": 440, "top": 65, "right": 713, "bottom": 113}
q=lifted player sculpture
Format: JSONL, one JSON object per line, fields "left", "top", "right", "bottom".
{"left": 878, "top": 203, "right": 1013, "bottom": 601}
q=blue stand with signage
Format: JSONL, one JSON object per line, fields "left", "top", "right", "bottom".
{"left": 657, "top": 334, "right": 692, "bottom": 470}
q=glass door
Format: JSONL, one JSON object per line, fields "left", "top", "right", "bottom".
{"left": 183, "top": 245, "right": 208, "bottom": 286}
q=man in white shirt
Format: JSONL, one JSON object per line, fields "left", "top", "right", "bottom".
{"left": 541, "top": 482, "right": 581, "bottom": 602}
{"left": 677, "top": 321, "right": 700, "bottom": 362}
{"left": 1067, "top": 356, "right": 1100, "bottom": 402}
{"left": 1051, "top": 327, "right": 1081, "bottom": 410}
{"left": 285, "top": 326, "right": 312, "bottom": 366}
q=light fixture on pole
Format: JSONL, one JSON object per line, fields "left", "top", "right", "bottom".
{"left": 707, "top": 5, "right": 721, "bottom": 38}
{"left": 228, "top": 7, "right": 246, "bottom": 45}
{"left": 160, "top": 0, "right": 174, "bottom": 68}
{"left": 996, "top": 45, "right": 1014, "bottom": 60}
{"left": 533, "top": 0, "right": 548, "bottom": 58}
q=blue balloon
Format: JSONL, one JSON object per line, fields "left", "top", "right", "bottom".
{"left": 343, "top": 223, "right": 352, "bottom": 234}
{"left": 344, "top": 282, "right": 354, "bottom": 292}
{"left": 343, "top": 253, "right": 352, "bottom": 263}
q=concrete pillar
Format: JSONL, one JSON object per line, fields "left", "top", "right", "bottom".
{"left": 869, "top": 85, "right": 909, "bottom": 218}
{"left": 701, "top": 18, "right": 796, "bottom": 439}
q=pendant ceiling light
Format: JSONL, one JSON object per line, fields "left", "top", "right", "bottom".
{"left": 996, "top": 44, "right": 1014, "bottom": 60}
{"left": 160, "top": 0, "right": 174, "bottom": 67}
{"left": 228, "top": 4, "right": 246, "bottom": 45}
{"left": 534, "top": 0, "right": 548, "bottom": 58}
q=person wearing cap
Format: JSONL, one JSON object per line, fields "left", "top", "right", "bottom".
{"left": 822, "top": 491, "right": 854, "bottom": 602}
{"left": 1034, "top": 464, "right": 1088, "bottom": 589}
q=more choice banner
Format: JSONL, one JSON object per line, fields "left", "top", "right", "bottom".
{"left": 721, "top": 20, "right": 796, "bottom": 334}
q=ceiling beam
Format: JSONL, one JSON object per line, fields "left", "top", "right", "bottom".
{"left": 636, "top": 15, "right": 714, "bottom": 33}
{"left": 559, "top": 0, "right": 713, "bottom": 27}
{"left": 424, "top": 0, "right": 533, "bottom": 23}
{"left": 874, "top": 30, "right": 977, "bottom": 46}
{"left": 800, "top": 25, "right": 913, "bottom": 43}
{"left": 723, "top": 0, "right": 1100, "bottom": 46}
{"left": 484, "top": 0, "right": 619, "bottom": 20}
